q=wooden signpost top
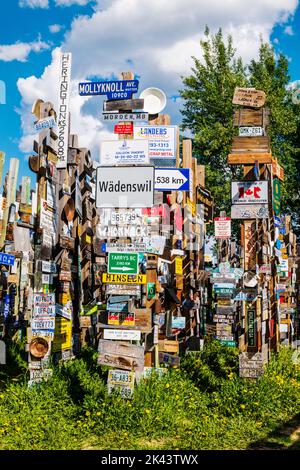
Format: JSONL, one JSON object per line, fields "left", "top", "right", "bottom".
{"left": 232, "top": 88, "right": 266, "bottom": 108}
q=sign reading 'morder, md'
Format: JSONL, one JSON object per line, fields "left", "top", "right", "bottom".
{"left": 0, "top": 252, "right": 15, "bottom": 266}
{"left": 79, "top": 80, "right": 139, "bottom": 100}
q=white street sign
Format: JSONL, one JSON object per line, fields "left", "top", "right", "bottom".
{"left": 231, "top": 204, "right": 269, "bottom": 219}
{"left": 154, "top": 168, "right": 190, "bottom": 191}
{"left": 100, "top": 139, "right": 149, "bottom": 165}
{"left": 96, "top": 166, "right": 154, "bottom": 208}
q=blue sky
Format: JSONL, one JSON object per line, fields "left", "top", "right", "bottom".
{"left": 0, "top": 0, "right": 299, "bottom": 189}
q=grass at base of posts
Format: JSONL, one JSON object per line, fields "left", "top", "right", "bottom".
{"left": 0, "top": 342, "right": 299, "bottom": 450}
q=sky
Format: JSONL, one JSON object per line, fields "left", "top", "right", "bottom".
{"left": 0, "top": 0, "right": 300, "bottom": 189}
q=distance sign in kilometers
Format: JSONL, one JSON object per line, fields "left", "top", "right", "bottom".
{"left": 108, "top": 252, "right": 139, "bottom": 275}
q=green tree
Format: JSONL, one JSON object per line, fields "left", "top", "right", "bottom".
{"left": 180, "top": 28, "right": 300, "bottom": 234}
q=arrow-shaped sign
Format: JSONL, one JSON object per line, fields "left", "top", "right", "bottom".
{"left": 154, "top": 168, "right": 190, "bottom": 191}
{"left": 110, "top": 266, "right": 133, "bottom": 272}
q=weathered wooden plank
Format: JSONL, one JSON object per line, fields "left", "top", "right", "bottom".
{"left": 104, "top": 99, "right": 144, "bottom": 111}
{"left": 227, "top": 153, "right": 273, "bottom": 164}
{"left": 233, "top": 108, "right": 270, "bottom": 127}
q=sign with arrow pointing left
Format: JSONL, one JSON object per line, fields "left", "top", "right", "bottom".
{"left": 154, "top": 168, "right": 190, "bottom": 191}
{"left": 108, "top": 252, "right": 139, "bottom": 275}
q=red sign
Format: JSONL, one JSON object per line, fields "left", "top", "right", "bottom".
{"left": 214, "top": 217, "right": 231, "bottom": 239}
{"left": 114, "top": 123, "right": 133, "bottom": 135}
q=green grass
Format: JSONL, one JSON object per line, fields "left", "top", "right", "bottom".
{"left": 0, "top": 341, "right": 300, "bottom": 450}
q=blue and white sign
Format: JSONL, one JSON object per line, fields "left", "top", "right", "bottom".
{"left": 79, "top": 80, "right": 139, "bottom": 100}
{"left": 0, "top": 252, "right": 15, "bottom": 266}
{"left": 107, "top": 302, "right": 128, "bottom": 313}
{"left": 34, "top": 117, "right": 56, "bottom": 132}
{"left": 154, "top": 168, "right": 190, "bottom": 191}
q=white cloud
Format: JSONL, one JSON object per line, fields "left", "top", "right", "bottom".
{"left": 19, "top": 0, "right": 49, "bottom": 8}
{"left": 17, "top": 0, "right": 299, "bottom": 158}
{"left": 17, "top": 48, "right": 111, "bottom": 156}
{"left": 55, "top": 0, "right": 92, "bottom": 6}
{"left": 284, "top": 25, "right": 294, "bottom": 35}
{"left": 49, "top": 24, "right": 63, "bottom": 33}
{"left": 0, "top": 39, "right": 49, "bottom": 62}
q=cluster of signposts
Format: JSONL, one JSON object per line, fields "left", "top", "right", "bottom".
{"left": 210, "top": 87, "right": 299, "bottom": 377}
{"left": 0, "top": 60, "right": 299, "bottom": 390}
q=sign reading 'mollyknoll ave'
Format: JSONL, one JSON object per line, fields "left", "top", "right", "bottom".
{"left": 108, "top": 253, "right": 139, "bottom": 275}
{"left": 79, "top": 80, "right": 139, "bottom": 100}
{"left": 96, "top": 166, "right": 154, "bottom": 208}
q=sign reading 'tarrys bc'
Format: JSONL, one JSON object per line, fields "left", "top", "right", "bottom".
{"left": 79, "top": 80, "right": 139, "bottom": 100}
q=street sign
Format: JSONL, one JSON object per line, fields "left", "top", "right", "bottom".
{"left": 0, "top": 252, "right": 15, "bottom": 266}
{"left": 102, "top": 273, "right": 146, "bottom": 284}
{"left": 134, "top": 125, "right": 177, "bottom": 160}
{"left": 79, "top": 80, "right": 139, "bottom": 99}
{"left": 108, "top": 252, "right": 138, "bottom": 275}
{"left": 114, "top": 123, "right": 133, "bottom": 135}
{"left": 96, "top": 166, "right": 154, "bottom": 208}
{"left": 154, "top": 168, "right": 190, "bottom": 191}
{"left": 231, "top": 204, "right": 269, "bottom": 219}
{"left": 231, "top": 181, "right": 268, "bottom": 204}
{"left": 102, "top": 112, "right": 148, "bottom": 121}
{"left": 100, "top": 139, "right": 149, "bottom": 165}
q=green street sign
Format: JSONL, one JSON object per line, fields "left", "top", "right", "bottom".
{"left": 147, "top": 282, "right": 156, "bottom": 299}
{"left": 273, "top": 178, "right": 281, "bottom": 215}
{"left": 108, "top": 252, "right": 138, "bottom": 275}
{"left": 218, "top": 339, "right": 237, "bottom": 347}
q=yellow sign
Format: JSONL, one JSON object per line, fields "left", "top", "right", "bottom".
{"left": 102, "top": 273, "right": 146, "bottom": 284}
{"left": 187, "top": 198, "right": 196, "bottom": 216}
{"left": 175, "top": 257, "right": 183, "bottom": 275}
{"left": 59, "top": 292, "right": 72, "bottom": 305}
{"left": 53, "top": 317, "right": 72, "bottom": 352}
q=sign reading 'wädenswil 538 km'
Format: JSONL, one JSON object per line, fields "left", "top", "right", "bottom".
{"left": 108, "top": 252, "right": 139, "bottom": 275}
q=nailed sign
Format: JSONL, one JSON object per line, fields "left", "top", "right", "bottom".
{"left": 79, "top": 80, "right": 139, "bottom": 99}
{"left": 214, "top": 217, "right": 231, "bottom": 239}
{"left": 107, "top": 369, "right": 135, "bottom": 398}
{"left": 100, "top": 139, "right": 149, "bottom": 165}
{"left": 238, "top": 126, "right": 263, "bottom": 137}
{"left": 102, "top": 273, "right": 146, "bottom": 284}
{"left": 232, "top": 88, "right": 266, "bottom": 108}
{"left": 0, "top": 252, "right": 15, "bottom": 266}
{"left": 96, "top": 166, "right": 154, "bottom": 209}
{"left": 154, "top": 168, "right": 190, "bottom": 191}
{"left": 134, "top": 125, "right": 177, "bottom": 160}
{"left": 232, "top": 181, "right": 268, "bottom": 205}
{"left": 57, "top": 52, "right": 72, "bottom": 169}
{"left": 102, "top": 112, "right": 148, "bottom": 121}
{"left": 98, "top": 340, "right": 144, "bottom": 372}
{"left": 108, "top": 252, "right": 139, "bottom": 275}
{"left": 231, "top": 204, "right": 269, "bottom": 219}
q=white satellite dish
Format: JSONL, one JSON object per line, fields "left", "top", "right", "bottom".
{"left": 139, "top": 87, "right": 167, "bottom": 114}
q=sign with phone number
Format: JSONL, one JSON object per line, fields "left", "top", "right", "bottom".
{"left": 134, "top": 125, "right": 177, "bottom": 159}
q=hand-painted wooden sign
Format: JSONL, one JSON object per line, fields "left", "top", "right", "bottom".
{"left": 232, "top": 88, "right": 266, "bottom": 108}
{"left": 98, "top": 340, "right": 144, "bottom": 372}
